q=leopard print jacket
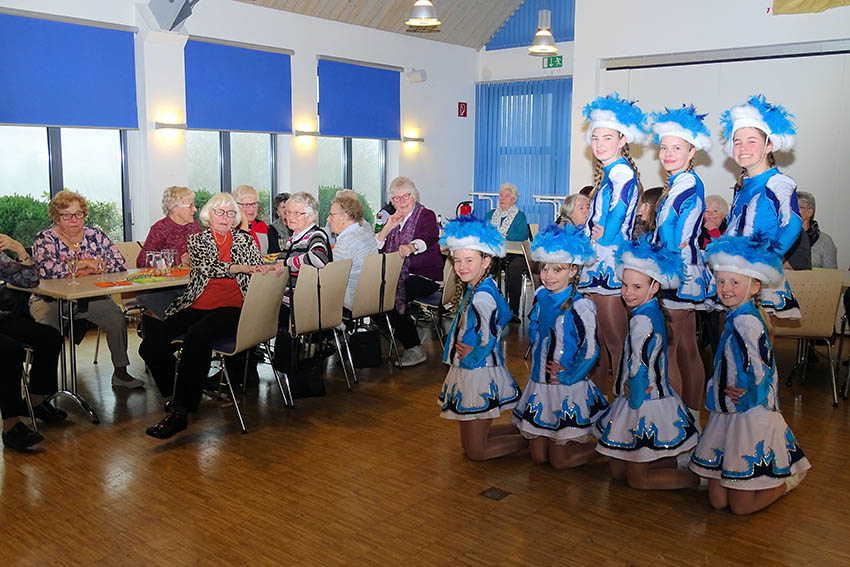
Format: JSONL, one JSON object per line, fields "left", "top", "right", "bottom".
{"left": 164, "top": 229, "right": 263, "bottom": 318}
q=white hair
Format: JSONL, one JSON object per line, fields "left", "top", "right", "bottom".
{"left": 388, "top": 176, "right": 420, "bottom": 203}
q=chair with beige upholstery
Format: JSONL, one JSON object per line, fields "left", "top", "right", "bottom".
{"left": 287, "top": 259, "right": 355, "bottom": 391}
{"left": 347, "top": 253, "right": 404, "bottom": 366}
{"left": 172, "top": 269, "right": 290, "bottom": 433}
{"left": 774, "top": 269, "right": 845, "bottom": 406}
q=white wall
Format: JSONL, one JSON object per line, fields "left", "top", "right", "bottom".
{"left": 478, "top": 41, "right": 574, "bottom": 83}
{"left": 570, "top": 0, "right": 850, "bottom": 267}
{"left": 1, "top": 0, "right": 478, "bottom": 236}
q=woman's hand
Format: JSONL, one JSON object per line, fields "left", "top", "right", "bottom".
{"left": 76, "top": 258, "right": 102, "bottom": 274}
{"left": 591, "top": 225, "right": 604, "bottom": 241}
{"left": 724, "top": 386, "right": 746, "bottom": 404}
{"left": 623, "top": 381, "right": 653, "bottom": 398}
{"left": 397, "top": 243, "right": 415, "bottom": 258}
{"left": 545, "top": 360, "right": 565, "bottom": 383}
{"left": 180, "top": 252, "right": 190, "bottom": 267}
{"left": 455, "top": 342, "right": 472, "bottom": 361}
{"left": 0, "top": 233, "right": 29, "bottom": 261}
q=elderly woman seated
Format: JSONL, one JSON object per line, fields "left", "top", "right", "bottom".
{"left": 234, "top": 184, "right": 269, "bottom": 255}
{"left": 30, "top": 191, "right": 143, "bottom": 388}
{"left": 267, "top": 192, "right": 291, "bottom": 254}
{"left": 558, "top": 193, "right": 590, "bottom": 227}
{"left": 485, "top": 183, "right": 531, "bottom": 315}
{"left": 0, "top": 233, "right": 63, "bottom": 451}
{"left": 376, "top": 177, "right": 442, "bottom": 367}
{"left": 135, "top": 186, "right": 202, "bottom": 320}
{"left": 327, "top": 192, "right": 378, "bottom": 314}
{"left": 142, "top": 192, "right": 276, "bottom": 439}
{"left": 798, "top": 191, "right": 838, "bottom": 269}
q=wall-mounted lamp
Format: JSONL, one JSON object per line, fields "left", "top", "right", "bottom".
{"left": 154, "top": 121, "right": 188, "bottom": 130}
{"left": 155, "top": 113, "right": 187, "bottom": 142}
{"left": 403, "top": 128, "right": 424, "bottom": 152}
{"left": 295, "top": 120, "right": 318, "bottom": 147}
{"left": 294, "top": 129, "right": 320, "bottom": 137}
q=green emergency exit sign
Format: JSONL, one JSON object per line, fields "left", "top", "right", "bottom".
{"left": 542, "top": 55, "right": 563, "bottom": 69}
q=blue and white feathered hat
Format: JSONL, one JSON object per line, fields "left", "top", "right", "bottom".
{"left": 615, "top": 235, "right": 685, "bottom": 290}
{"left": 720, "top": 95, "right": 796, "bottom": 157}
{"left": 704, "top": 235, "right": 782, "bottom": 287}
{"left": 650, "top": 104, "right": 712, "bottom": 151}
{"left": 439, "top": 215, "right": 505, "bottom": 257}
{"left": 530, "top": 223, "right": 595, "bottom": 265}
{"left": 583, "top": 92, "right": 648, "bottom": 145}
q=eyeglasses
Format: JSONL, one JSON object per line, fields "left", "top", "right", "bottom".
{"left": 391, "top": 193, "right": 413, "bottom": 203}
{"left": 59, "top": 211, "right": 86, "bottom": 221}
{"left": 175, "top": 203, "right": 195, "bottom": 209}
{"left": 285, "top": 210, "right": 307, "bottom": 218}
{"left": 237, "top": 201, "right": 259, "bottom": 208}
{"left": 212, "top": 208, "right": 237, "bottom": 218}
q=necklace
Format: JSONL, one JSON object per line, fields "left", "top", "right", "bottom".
{"left": 57, "top": 226, "right": 83, "bottom": 251}
{"left": 212, "top": 229, "right": 229, "bottom": 246}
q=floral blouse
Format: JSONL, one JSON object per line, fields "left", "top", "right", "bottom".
{"left": 31, "top": 226, "right": 127, "bottom": 280}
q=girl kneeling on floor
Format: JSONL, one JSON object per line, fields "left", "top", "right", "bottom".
{"left": 437, "top": 215, "right": 524, "bottom": 461}
{"left": 690, "top": 235, "right": 810, "bottom": 514}
{"left": 512, "top": 224, "right": 608, "bottom": 469}
{"left": 594, "top": 237, "right": 700, "bottom": 489}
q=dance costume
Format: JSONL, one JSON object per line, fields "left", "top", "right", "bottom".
{"left": 595, "top": 297, "right": 698, "bottom": 461}
{"left": 438, "top": 277, "right": 520, "bottom": 420}
{"left": 512, "top": 285, "right": 608, "bottom": 443}
{"left": 689, "top": 300, "right": 810, "bottom": 489}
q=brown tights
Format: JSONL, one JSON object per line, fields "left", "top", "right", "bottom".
{"left": 588, "top": 294, "right": 628, "bottom": 395}
{"left": 530, "top": 437, "right": 598, "bottom": 469}
{"left": 609, "top": 457, "right": 699, "bottom": 490}
{"left": 667, "top": 309, "right": 705, "bottom": 409}
{"left": 459, "top": 420, "right": 527, "bottom": 461}
{"left": 708, "top": 480, "right": 785, "bottom": 515}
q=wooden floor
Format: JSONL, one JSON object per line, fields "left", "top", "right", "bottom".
{"left": 2, "top": 321, "right": 849, "bottom": 566}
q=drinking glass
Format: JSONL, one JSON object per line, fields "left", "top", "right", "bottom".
{"left": 67, "top": 253, "right": 79, "bottom": 286}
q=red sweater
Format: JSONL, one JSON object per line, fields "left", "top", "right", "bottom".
{"left": 137, "top": 216, "right": 203, "bottom": 268}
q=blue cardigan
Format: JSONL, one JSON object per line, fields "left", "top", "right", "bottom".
{"left": 484, "top": 208, "right": 531, "bottom": 242}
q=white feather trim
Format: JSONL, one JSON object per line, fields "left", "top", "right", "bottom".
{"left": 652, "top": 122, "right": 711, "bottom": 151}
{"left": 531, "top": 248, "right": 590, "bottom": 265}
{"left": 586, "top": 109, "right": 646, "bottom": 145}
{"left": 616, "top": 252, "right": 680, "bottom": 290}
{"left": 708, "top": 251, "right": 781, "bottom": 287}
{"left": 445, "top": 235, "right": 505, "bottom": 258}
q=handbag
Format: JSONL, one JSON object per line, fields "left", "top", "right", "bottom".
{"left": 288, "top": 356, "right": 325, "bottom": 398}
{"left": 349, "top": 329, "right": 382, "bottom": 368}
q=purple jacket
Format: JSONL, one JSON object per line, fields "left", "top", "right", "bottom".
{"left": 381, "top": 207, "right": 443, "bottom": 282}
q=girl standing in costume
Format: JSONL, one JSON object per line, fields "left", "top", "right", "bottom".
{"left": 437, "top": 216, "right": 524, "bottom": 461}
{"left": 580, "top": 93, "right": 648, "bottom": 392}
{"left": 690, "top": 235, "right": 810, "bottom": 514}
{"left": 594, "top": 237, "right": 699, "bottom": 489}
{"left": 649, "top": 104, "right": 716, "bottom": 419}
{"left": 721, "top": 95, "right": 802, "bottom": 320}
{"left": 512, "top": 225, "right": 608, "bottom": 469}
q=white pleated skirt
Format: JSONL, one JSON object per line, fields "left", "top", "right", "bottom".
{"left": 438, "top": 365, "right": 521, "bottom": 421}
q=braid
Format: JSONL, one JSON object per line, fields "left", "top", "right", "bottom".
{"left": 767, "top": 151, "right": 776, "bottom": 168}
{"left": 588, "top": 158, "right": 605, "bottom": 199}
{"left": 622, "top": 143, "right": 644, "bottom": 198}
{"left": 734, "top": 168, "right": 746, "bottom": 192}
{"left": 457, "top": 272, "right": 488, "bottom": 318}
{"left": 447, "top": 270, "right": 466, "bottom": 316}
{"left": 558, "top": 270, "right": 582, "bottom": 313}
{"left": 753, "top": 293, "right": 773, "bottom": 333}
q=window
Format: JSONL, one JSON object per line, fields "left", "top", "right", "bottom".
{"left": 317, "top": 137, "right": 385, "bottom": 228}
{"left": 0, "top": 125, "right": 129, "bottom": 245}
{"left": 186, "top": 130, "right": 276, "bottom": 220}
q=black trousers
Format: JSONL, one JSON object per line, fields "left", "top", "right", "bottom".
{"left": 139, "top": 307, "right": 240, "bottom": 410}
{"left": 0, "top": 315, "right": 62, "bottom": 420}
{"left": 387, "top": 275, "right": 440, "bottom": 349}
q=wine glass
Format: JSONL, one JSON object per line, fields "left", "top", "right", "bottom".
{"left": 96, "top": 257, "right": 107, "bottom": 280}
{"left": 67, "top": 253, "right": 79, "bottom": 286}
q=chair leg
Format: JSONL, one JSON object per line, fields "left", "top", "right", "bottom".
{"left": 384, "top": 313, "right": 401, "bottom": 367}
{"left": 339, "top": 329, "right": 358, "bottom": 384}
{"left": 220, "top": 358, "right": 246, "bottom": 434}
{"left": 332, "top": 330, "right": 352, "bottom": 391}
{"left": 524, "top": 342, "right": 532, "bottom": 360}
{"left": 827, "top": 342, "right": 839, "bottom": 407}
{"left": 429, "top": 309, "right": 443, "bottom": 343}
{"left": 800, "top": 339, "right": 810, "bottom": 386}
{"left": 93, "top": 326, "right": 102, "bottom": 364}
{"left": 22, "top": 349, "right": 38, "bottom": 434}
{"left": 242, "top": 350, "right": 250, "bottom": 394}
{"left": 262, "top": 341, "right": 293, "bottom": 407}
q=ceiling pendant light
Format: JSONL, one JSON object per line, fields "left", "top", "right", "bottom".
{"left": 528, "top": 9, "right": 557, "bottom": 56}
{"left": 405, "top": 0, "right": 441, "bottom": 27}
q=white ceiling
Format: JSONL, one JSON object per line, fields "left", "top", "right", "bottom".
{"left": 233, "top": 0, "right": 524, "bottom": 50}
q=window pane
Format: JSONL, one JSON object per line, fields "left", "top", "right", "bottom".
{"left": 317, "top": 137, "right": 343, "bottom": 224}
{"left": 187, "top": 130, "right": 221, "bottom": 209}
{"left": 61, "top": 128, "right": 124, "bottom": 243}
{"left": 0, "top": 125, "right": 51, "bottom": 244}
{"left": 351, "top": 138, "right": 382, "bottom": 226}
{"left": 231, "top": 132, "right": 272, "bottom": 223}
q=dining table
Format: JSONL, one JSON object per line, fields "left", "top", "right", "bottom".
{"left": 10, "top": 268, "right": 190, "bottom": 423}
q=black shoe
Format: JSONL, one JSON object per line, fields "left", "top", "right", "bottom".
{"left": 145, "top": 408, "right": 188, "bottom": 439}
{"left": 33, "top": 401, "right": 68, "bottom": 424}
{"left": 2, "top": 422, "right": 45, "bottom": 451}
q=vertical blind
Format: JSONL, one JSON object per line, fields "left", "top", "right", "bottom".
{"left": 473, "top": 77, "right": 572, "bottom": 227}
{"left": 486, "top": 0, "right": 575, "bottom": 51}
{"left": 184, "top": 39, "right": 292, "bottom": 133}
{"left": 0, "top": 13, "right": 138, "bottom": 128}
{"left": 317, "top": 59, "right": 400, "bottom": 139}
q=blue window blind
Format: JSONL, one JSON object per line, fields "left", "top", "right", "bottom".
{"left": 185, "top": 40, "right": 292, "bottom": 133}
{"left": 486, "top": 0, "right": 575, "bottom": 50}
{"left": 0, "top": 14, "right": 137, "bottom": 128}
{"left": 318, "top": 59, "right": 400, "bottom": 139}
{"left": 473, "top": 78, "right": 572, "bottom": 227}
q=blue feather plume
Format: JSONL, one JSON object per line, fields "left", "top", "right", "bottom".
{"left": 650, "top": 104, "right": 710, "bottom": 145}
{"left": 721, "top": 94, "right": 796, "bottom": 141}
{"left": 616, "top": 234, "right": 686, "bottom": 284}
{"left": 439, "top": 214, "right": 504, "bottom": 254}
{"left": 705, "top": 234, "right": 783, "bottom": 274}
{"left": 582, "top": 92, "right": 648, "bottom": 132}
{"left": 530, "top": 223, "right": 595, "bottom": 264}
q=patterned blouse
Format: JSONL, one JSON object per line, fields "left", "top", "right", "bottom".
{"left": 136, "top": 216, "right": 202, "bottom": 268}
{"left": 32, "top": 226, "right": 127, "bottom": 279}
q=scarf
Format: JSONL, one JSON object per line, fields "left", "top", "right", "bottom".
{"left": 806, "top": 219, "right": 820, "bottom": 246}
{"left": 490, "top": 205, "right": 519, "bottom": 238}
{"left": 384, "top": 202, "right": 424, "bottom": 313}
